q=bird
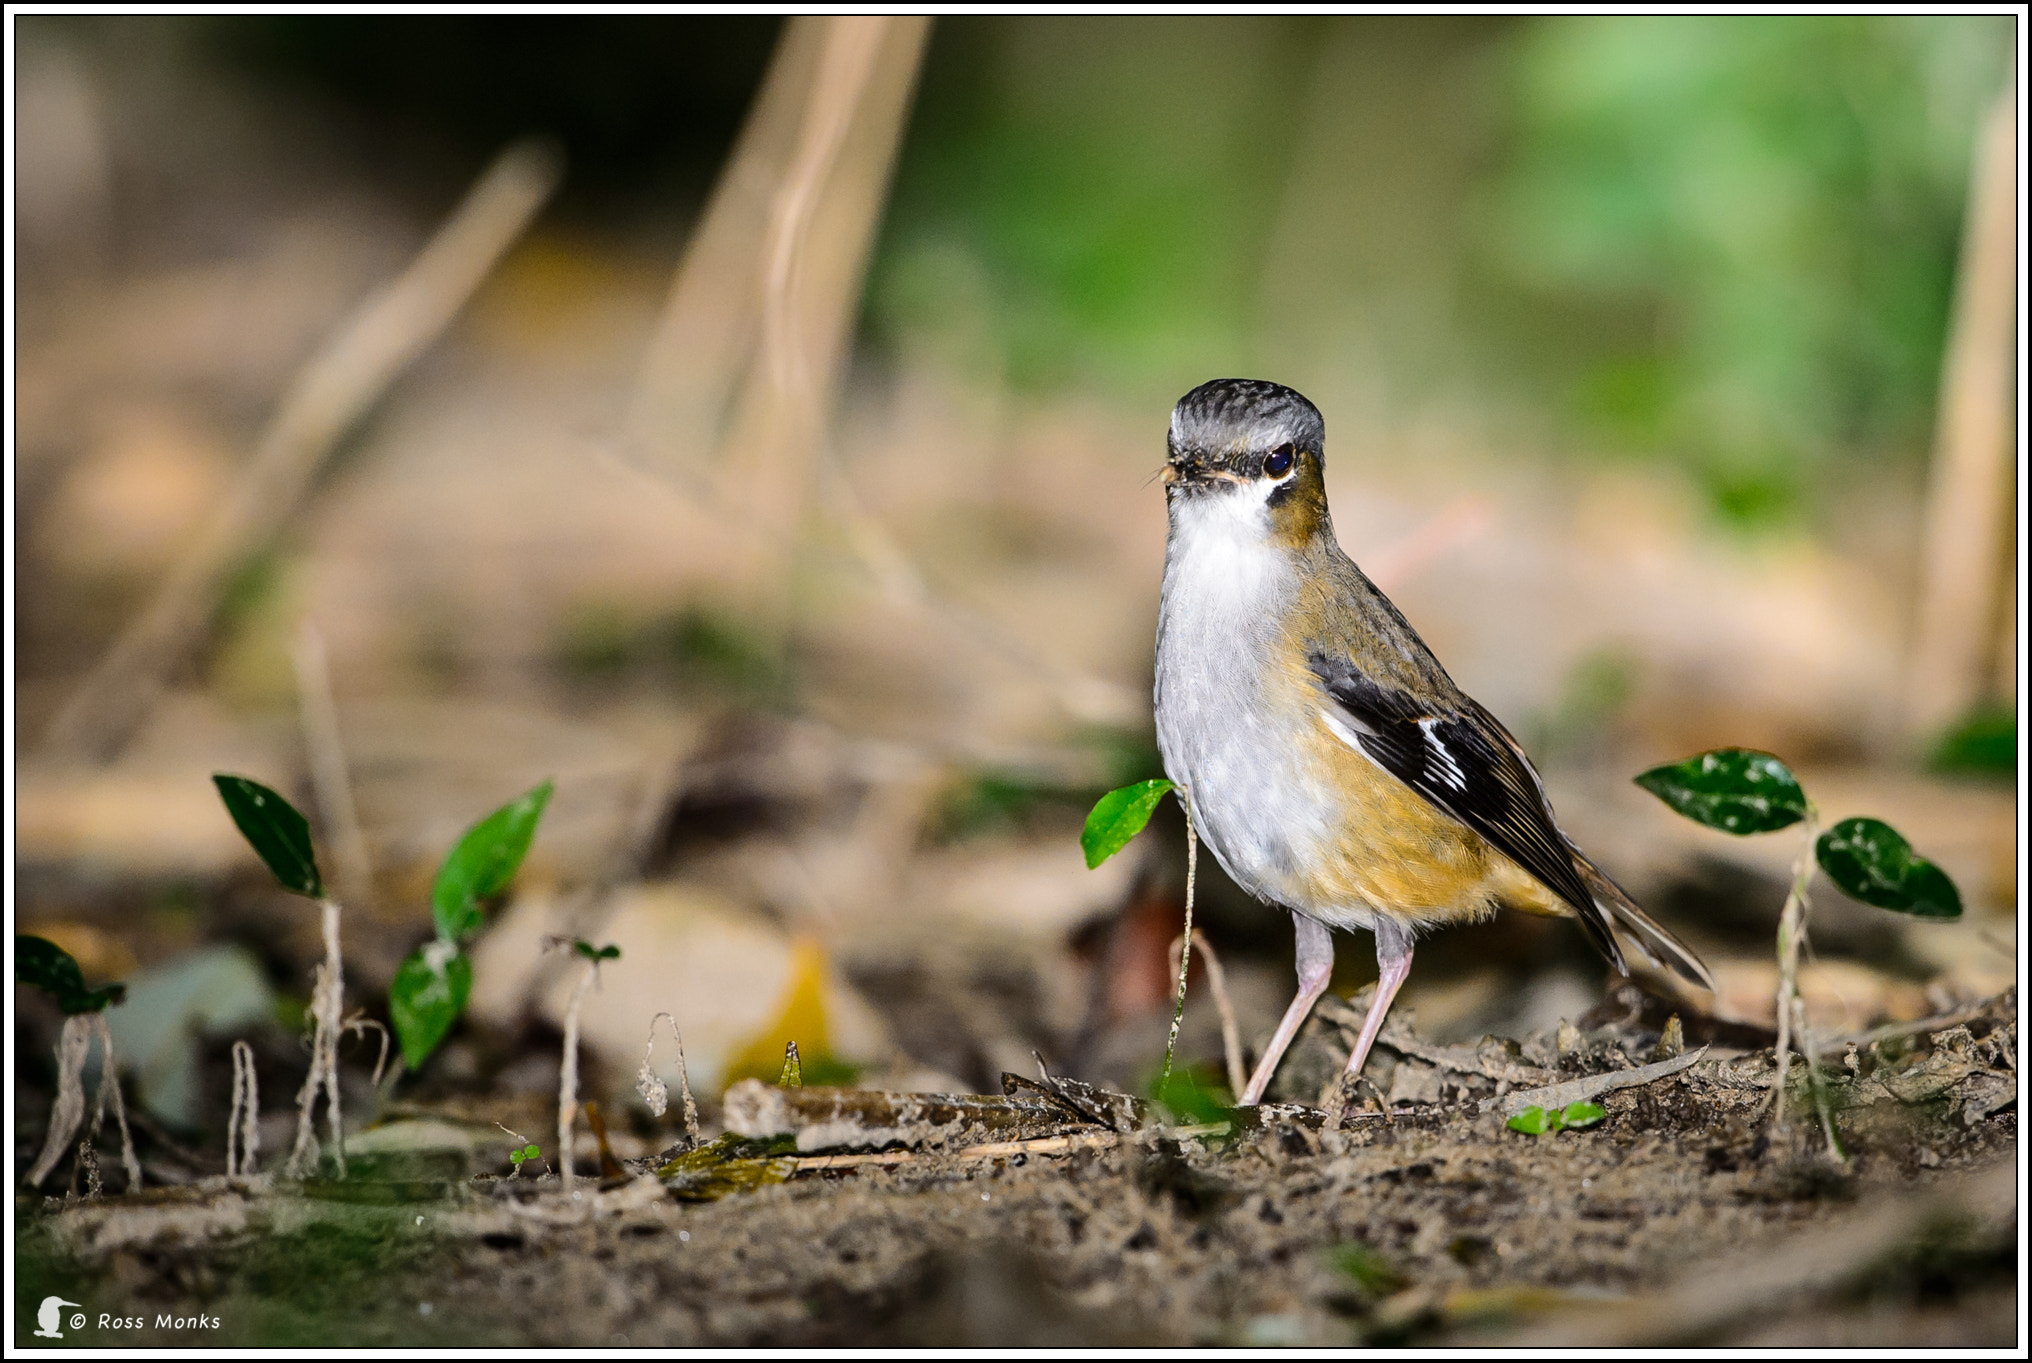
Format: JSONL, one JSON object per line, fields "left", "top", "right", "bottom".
{"left": 1152, "top": 378, "right": 1713, "bottom": 1110}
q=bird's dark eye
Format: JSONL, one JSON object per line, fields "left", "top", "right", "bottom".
{"left": 1264, "top": 444, "right": 1295, "bottom": 478}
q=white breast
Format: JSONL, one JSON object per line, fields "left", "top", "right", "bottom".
{"left": 1153, "top": 484, "right": 1347, "bottom": 916}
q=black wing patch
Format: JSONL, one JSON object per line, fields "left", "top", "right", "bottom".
{"left": 1308, "top": 651, "right": 1622, "bottom": 966}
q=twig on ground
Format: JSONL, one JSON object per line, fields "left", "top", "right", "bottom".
{"left": 1769, "top": 804, "right": 1820, "bottom": 1135}
{"left": 1477, "top": 1048, "right": 1709, "bottom": 1118}
{"left": 41, "top": 140, "right": 561, "bottom": 764}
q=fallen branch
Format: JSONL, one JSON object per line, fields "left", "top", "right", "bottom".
{"left": 1478, "top": 1047, "right": 1709, "bottom": 1118}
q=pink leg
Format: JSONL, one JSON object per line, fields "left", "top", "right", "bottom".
{"left": 1239, "top": 914, "right": 1335, "bottom": 1106}
{"left": 1338, "top": 917, "right": 1415, "bottom": 1090}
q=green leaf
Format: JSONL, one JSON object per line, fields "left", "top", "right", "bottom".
{"left": 1148, "top": 1065, "right": 1232, "bottom": 1126}
{"left": 1080, "top": 778, "right": 1175, "bottom": 869}
{"left": 1815, "top": 818, "right": 1962, "bottom": 919}
{"left": 1560, "top": 1100, "right": 1606, "bottom": 1129}
{"left": 1329, "top": 1242, "right": 1403, "bottom": 1296}
{"left": 213, "top": 774, "right": 323, "bottom": 898}
{"left": 1633, "top": 749, "right": 1808, "bottom": 835}
{"left": 389, "top": 944, "right": 473, "bottom": 1070}
{"left": 1507, "top": 1105, "right": 1561, "bottom": 1135}
{"left": 431, "top": 781, "right": 554, "bottom": 941}
{"left": 15, "top": 936, "right": 125, "bottom": 1014}
{"left": 573, "top": 940, "right": 620, "bottom": 962}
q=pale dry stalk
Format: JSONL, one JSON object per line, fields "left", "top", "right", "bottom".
{"left": 1769, "top": 807, "right": 1820, "bottom": 1135}
{"left": 1908, "top": 84, "right": 2017, "bottom": 736}
{"left": 1167, "top": 927, "right": 1247, "bottom": 1099}
{"left": 558, "top": 960, "right": 600, "bottom": 1196}
{"left": 286, "top": 898, "right": 348, "bottom": 1178}
{"left": 293, "top": 622, "right": 374, "bottom": 907}
{"left": 26, "top": 1015, "right": 93, "bottom": 1188}
{"left": 637, "top": 1011, "right": 701, "bottom": 1148}
{"left": 41, "top": 140, "right": 561, "bottom": 764}
{"left": 1161, "top": 818, "right": 1201, "bottom": 1083}
{"left": 227, "top": 1039, "right": 260, "bottom": 1178}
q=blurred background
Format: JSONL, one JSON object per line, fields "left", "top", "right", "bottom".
{"left": 12, "top": 15, "right": 2019, "bottom": 1157}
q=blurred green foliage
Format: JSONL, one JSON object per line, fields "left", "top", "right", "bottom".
{"left": 871, "top": 17, "right": 1311, "bottom": 399}
{"left": 873, "top": 15, "right": 2010, "bottom": 523}
{"left": 1928, "top": 703, "right": 2016, "bottom": 780}
{"left": 1491, "top": 16, "right": 2013, "bottom": 521}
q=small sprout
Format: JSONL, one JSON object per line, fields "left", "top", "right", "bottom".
{"left": 778, "top": 1041, "right": 803, "bottom": 1089}
{"left": 1560, "top": 1100, "right": 1606, "bottom": 1129}
{"left": 1080, "top": 778, "right": 1175, "bottom": 868}
{"left": 510, "top": 1142, "right": 541, "bottom": 1168}
{"left": 1815, "top": 818, "right": 1961, "bottom": 919}
{"left": 1508, "top": 1100, "right": 1609, "bottom": 1136}
{"left": 432, "top": 780, "right": 554, "bottom": 942}
{"left": 573, "top": 940, "right": 621, "bottom": 962}
{"left": 1633, "top": 748, "right": 1807, "bottom": 835}
{"left": 16, "top": 936, "right": 125, "bottom": 1014}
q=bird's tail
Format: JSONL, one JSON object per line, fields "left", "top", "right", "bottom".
{"left": 1574, "top": 852, "right": 1716, "bottom": 993}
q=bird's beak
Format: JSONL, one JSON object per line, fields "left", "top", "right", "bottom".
{"left": 1164, "top": 454, "right": 1236, "bottom": 489}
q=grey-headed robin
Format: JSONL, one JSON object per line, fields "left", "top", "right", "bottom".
{"left": 1153, "top": 378, "right": 1713, "bottom": 1107}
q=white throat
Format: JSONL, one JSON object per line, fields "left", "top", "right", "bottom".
{"left": 1162, "top": 479, "right": 1286, "bottom": 623}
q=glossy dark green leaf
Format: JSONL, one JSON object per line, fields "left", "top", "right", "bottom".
{"left": 389, "top": 944, "right": 473, "bottom": 1070}
{"left": 1633, "top": 749, "right": 1808, "bottom": 835}
{"left": 573, "top": 940, "right": 620, "bottom": 962}
{"left": 431, "top": 780, "right": 554, "bottom": 941}
{"left": 15, "top": 935, "right": 124, "bottom": 1014}
{"left": 1560, "top": 1100, "right": 1606, "bottom": 1129}
{"left": 1507, "top": 1105, "right": 1559, "bottom": 1135}
{"left": 1815, "top": 818, "right": 1962, "bottom": 919}
{"left": 1080, "top": 778, "right": 1175, "bottom": 869}
{"left": 213, "top": 774, "right": 323, "bottom": 897}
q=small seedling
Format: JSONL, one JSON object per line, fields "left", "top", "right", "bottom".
{"left": 388, "top": 781, "right": 554, "bottom": 1072}
{"left": 1506, "top": 1101, "right": 1606, "bottom": 1136}
{"left": 16, "top": 936, "right": 141, "bottom": 1192}
{"left": 509, "top": 1143, "right": 542, "bottom": 1171}
{"left": 1636, "top": 747, "right": 1961, "bottom": 1158}
{"left": 1082, "top": 777, "right": 1202, "bottom": 1081}
{"left": 215, "top": 773, "right": 350, "bottom": 1177}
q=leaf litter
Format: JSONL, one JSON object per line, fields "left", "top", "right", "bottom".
{"left": 16, "top": 985, "right": 2014, "bottom": 1347}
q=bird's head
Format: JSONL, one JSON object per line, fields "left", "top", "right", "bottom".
{"left": 1163, "top": 378, "right": 1329, "bottom": 548}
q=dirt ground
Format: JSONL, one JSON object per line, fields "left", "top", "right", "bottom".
{"left": 15, "top": 986, "right": 2015, "bottom": 1349}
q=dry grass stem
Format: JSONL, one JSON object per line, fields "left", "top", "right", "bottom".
{"left": 558, "top": 959, "right": 600, "bottom": 1195}
{"left": 286, "top": 898, "right": 348, "bottom": 1178}
{"left": 1908, "top": 84, "right": 2018, "bottom": 735}
{"left": 1160, "top": 818, "right": 1200, "bottom": 1084}
{"left": 1168, "top": 929, "right": 1246, "bottom": 1099}
{"left": 1770, "top": 808, "right": 1819, "bottom": 1133}
{"left": 227, "top": 1040, "right": 260, "bottom": 1179}
{"left": 292, "top": 621, "right": 374, "bottom": 907}
{"left": 41, "top": 139, "right": 561, "bottom": 764}
{"left": 26, "top": 1015, "right": 93, "bottom": 1188}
